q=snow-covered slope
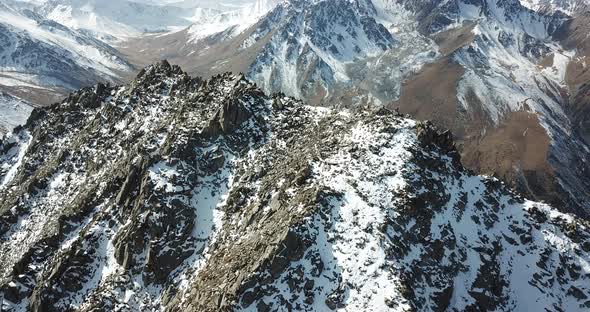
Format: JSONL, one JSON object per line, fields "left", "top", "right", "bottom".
{"left": 0, "top": 2, "right": 132, "bottom": 105}
{"left": 0, "top": 62, "right": 589, "bottom": 311}
{"left": 148, "top": 0, "right": 258, "bottom": 10}
{"left": 519, "top": 0, "right": 589, "bottom": 14}
{"left": 186, "top": 0, "right": 281, "bottom": 42}
{"left": 0, "top": 93, "right": 32, "bottom": 138}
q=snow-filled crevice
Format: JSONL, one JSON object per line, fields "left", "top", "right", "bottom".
{"left": 174, "top": 149, "right": 236, "bottom": 293}
{"left": 0, "top": 131, "right": 31, "bottom": 189}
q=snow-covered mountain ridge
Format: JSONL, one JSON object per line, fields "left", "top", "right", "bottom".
{"left": 0, "top": 2, "right": 130, "bottom": 81}
{"left": 13, "top": 0, "right": 279, "bottom": 42}
{"left": 23, "top": 0, "right": 213, "bottom": 40}
{"left": 0, "top": 62, "right": 589, "bottom": 311}
{"left": 119, "top": 0, "right": 590, "bottom": 219}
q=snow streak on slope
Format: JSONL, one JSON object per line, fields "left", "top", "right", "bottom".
{"left": 454, "top": 22, "right": 570, "bottom": 127}
{"left": 0, "top": 93, "right": 32, "bottom": 137}
{"left": 397, "top": 0, "right": 577, "bottom": 136}
{"left": 0, "top": 131, "right": 31, "bottom": 189}
{"left": 389, "top": 0, "right": 590, "bottom": 214}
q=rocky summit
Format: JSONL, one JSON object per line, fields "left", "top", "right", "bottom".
{"left": 1, "top": 62, "right": 590, "bottom": 311}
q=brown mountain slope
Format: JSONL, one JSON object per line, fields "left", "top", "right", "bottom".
{"left": 389, "top": 54, "right": 562, "bottom": 213}
{"left": 117, "top": 20, "right": 274, "bottom": 81}
{"left": 556, "top": 10, "right": 590, "bottom": 144}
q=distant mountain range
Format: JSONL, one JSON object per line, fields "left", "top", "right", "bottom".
{"left": 0, "top": 1, "right": 132, "bottom": 109}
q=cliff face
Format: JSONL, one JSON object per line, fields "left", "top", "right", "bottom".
{"left": 1, "top": 62, "right": 589, "bottom": 311}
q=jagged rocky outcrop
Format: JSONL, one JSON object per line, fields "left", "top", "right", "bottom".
{"left": 1, "top": 62, "right": 590, "bottom": 311}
